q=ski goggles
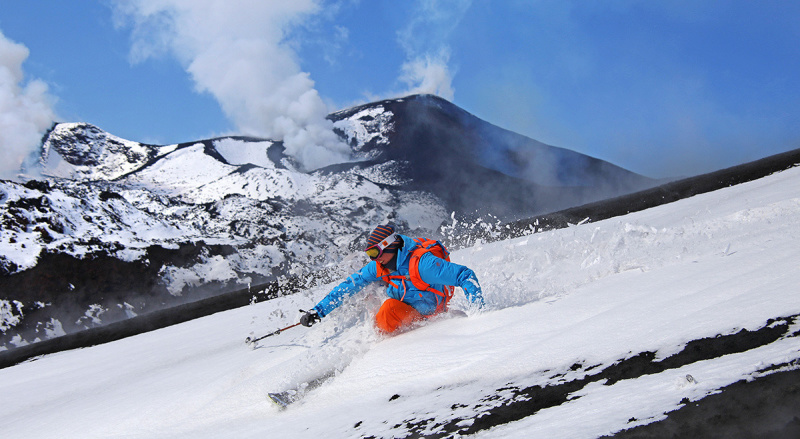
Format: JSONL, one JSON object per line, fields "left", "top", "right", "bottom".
{"left": 365, "top": 232, "right": 398, "bottom": 260}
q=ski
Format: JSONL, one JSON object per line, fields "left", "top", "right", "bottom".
{"left": 267, "top": 371, "right": 336, "bottom": 409}
{"left": 267, "top": 390, "right": 297, "bottom": 408}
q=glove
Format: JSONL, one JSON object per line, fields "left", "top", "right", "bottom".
{"left": 300, "top": 310, "right": 321, "bottom": 327}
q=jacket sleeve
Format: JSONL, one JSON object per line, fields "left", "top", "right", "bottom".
{"left": 417, "top": 253, "right": 484, "bottom": 307}
{"left": 312, "top": 262, "right": 380, "bottom": 318}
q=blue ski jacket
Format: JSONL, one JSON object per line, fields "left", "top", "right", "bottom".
{"left": 312, "top": 235, "right": 483, "bottom": 318}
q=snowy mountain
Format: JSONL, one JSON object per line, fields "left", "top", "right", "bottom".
{"left": 0, "top": 154, "right": 798, "bottom": 438}
{"left": 1, "top": 94, "right": 655, "bottom": 350}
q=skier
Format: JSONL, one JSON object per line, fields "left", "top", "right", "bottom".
{"left": 300, "top": 224, "right": 484, "bottom": 334}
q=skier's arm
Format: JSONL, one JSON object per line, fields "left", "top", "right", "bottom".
{"left": 417, "top": 253, "right": 484, "bottom": 307}
{"left": 311, "top": 262, "right": 380, "bottom": 318}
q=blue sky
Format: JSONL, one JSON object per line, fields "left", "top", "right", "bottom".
{"left": 1, "top": 1, "right": 798, "bottom": 179}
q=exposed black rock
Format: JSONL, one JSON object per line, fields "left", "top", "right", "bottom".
{"left": 607, "top": 368, "right": 800, "bottom": 439}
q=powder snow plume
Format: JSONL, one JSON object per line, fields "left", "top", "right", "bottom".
{"left": 112, "top": 0, "right": 350, "bottom": 171}
{"left": 0, "top": 30, "right": 56, "bottom": 180}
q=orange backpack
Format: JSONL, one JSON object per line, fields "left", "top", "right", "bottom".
{"left": 375, "top": 238, "right": 455, "bottom": 314}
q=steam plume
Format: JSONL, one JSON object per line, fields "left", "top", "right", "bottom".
{"left": 396, "top": 0, "right": 472, "bottom": 100}
{"left": 399, "top": 50, "right": 454, "bottom": 101}
{"left": 112, "top": 0, "right": 350, "bottom": 171}
{"left": 0, "top": 30, "right": 56, "bottom": 180}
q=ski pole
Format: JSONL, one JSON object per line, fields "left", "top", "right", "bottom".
{"left": 245, "top": 322, "right": 302, "bottom": 345}
{"left": 246, "top": 309, "right": 313, "bottom": 345}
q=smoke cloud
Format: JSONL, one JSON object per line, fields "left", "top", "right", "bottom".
{"left": 395, "top": 0, "right": 472, "bottom": 100}
{"left": 399, "top": 50, "right": 454, "bottom": 101}
{"left": 0, "top": 30, "right": 56, "bottom": 180}
{"left": 112, "top": 0, "right": 350, "bottom": 171}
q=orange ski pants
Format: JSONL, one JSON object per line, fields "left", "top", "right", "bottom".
{"left": 375, "top": 298, "right": 424, "bottom": 333}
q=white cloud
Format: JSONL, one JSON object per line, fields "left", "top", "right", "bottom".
{"left": 0, "top": 30, "right": 56, "bottom": 180}
{"left": 112, "top": 0, "right": 351, "bottom": 171}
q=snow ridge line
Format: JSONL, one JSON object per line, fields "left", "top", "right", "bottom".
{"left": 363, "top": 314, "right": 799, "bottom": 438}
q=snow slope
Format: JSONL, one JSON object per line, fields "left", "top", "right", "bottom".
{"left": 1, "top": 166, "right": 798, "bottom": 438}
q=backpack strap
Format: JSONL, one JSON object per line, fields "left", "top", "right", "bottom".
{"left": 375, "top": 262, "right": 410, "bottom": 301}
{"left": 407, "top": 238, "right": 455, "bottom": 314}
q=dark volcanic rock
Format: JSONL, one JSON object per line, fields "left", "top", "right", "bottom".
{"left": 0, "top": 242, "right": 248, "bottom": 348}
{"left": 608, "top": 368, "right": 800, "bottom": 439}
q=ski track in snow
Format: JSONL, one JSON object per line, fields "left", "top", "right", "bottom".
{"left": 1, "top": 167, "right": 799, "bottom": 438}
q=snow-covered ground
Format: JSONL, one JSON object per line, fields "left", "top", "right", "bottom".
{"left": 1, "top": 166, "right": 799, "bottom": 438}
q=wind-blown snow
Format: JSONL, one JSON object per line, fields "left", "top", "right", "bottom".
{"left": 1, "top": 166, "right": 799, "bottom": 438}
